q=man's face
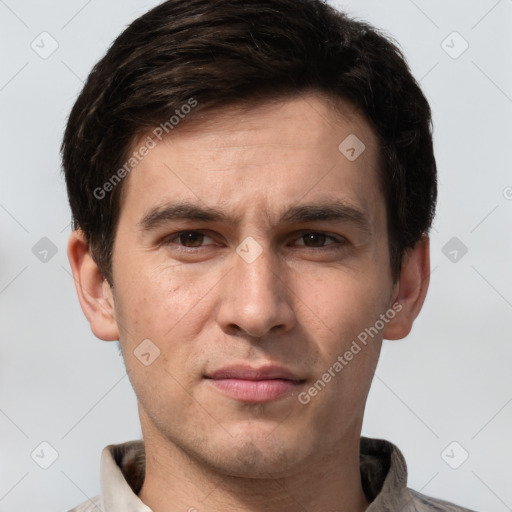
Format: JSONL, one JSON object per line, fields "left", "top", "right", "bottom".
{"left": 110, "top": 93, "right": 396, "bottom": 477}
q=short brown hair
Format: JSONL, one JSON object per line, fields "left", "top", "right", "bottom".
{"left": 61, "top": 0, "right": 437, "bottom": 284}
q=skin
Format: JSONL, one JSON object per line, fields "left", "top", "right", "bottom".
{"left": 68, "top": 91, "right": 430, "bottom": 512}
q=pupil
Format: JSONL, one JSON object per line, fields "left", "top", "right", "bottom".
{"left": 180, "top": 232, "right": 203, "bottom": 247}
{"left": 304, "top": 233, "right": 325, "bottom": 247}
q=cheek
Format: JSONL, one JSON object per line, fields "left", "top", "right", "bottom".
{"left": 112, "top": 266, "right": 210, "bottom": 408}
{"left": 115, "top": 259, "right": 206, "bottom": 333}
{"left": 294, "top": 269, "right": 388, "bottom": 403}
{"left": 112, "top": 258, "right": 226, "bottom": 383}
{"left": 298, "top": 268, "right": 386, "bottom": 338}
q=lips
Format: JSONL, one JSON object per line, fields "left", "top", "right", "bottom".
{"left": 205, "top": 365, "right": 306, "bottom": 403}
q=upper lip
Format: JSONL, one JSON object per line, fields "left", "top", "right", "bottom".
{"left": 206, "top": 365, "right": 304, "bottom": 382}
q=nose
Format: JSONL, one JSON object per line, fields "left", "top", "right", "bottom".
{"left": 216, "top": 241, "right": 296, "bottom": 339}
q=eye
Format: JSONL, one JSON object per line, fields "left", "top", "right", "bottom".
{"left": 294, "top": 232, "right": 345, "bottom": 248}
{"left": 164, "top": 231, "right": 215, "bottom": 249}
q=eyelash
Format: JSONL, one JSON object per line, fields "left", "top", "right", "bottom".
{"left": 161, "top": 230, "right": 347, "bottom": 253}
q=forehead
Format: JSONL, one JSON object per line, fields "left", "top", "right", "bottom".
{"left": 119, "top": 92, "right": 384, "bottom": 229}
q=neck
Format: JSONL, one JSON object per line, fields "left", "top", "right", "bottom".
{"left": 137, "top": 419, "right": 369, "bottom": 512}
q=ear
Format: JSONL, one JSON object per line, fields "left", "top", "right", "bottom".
{"left": 67, "top": 230, "right": 119, "bottom": 341}
{"left": 383, "top": 234, "right": 430, "bottom": 340}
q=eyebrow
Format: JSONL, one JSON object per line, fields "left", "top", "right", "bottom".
{"left": 138, "top": 200, "right": 371, "bottom": 234}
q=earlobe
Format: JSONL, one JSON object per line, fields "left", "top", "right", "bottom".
{"left": 67, "top": 230, "right": 119, "bottom": 341}
{"left": 382, "top": 234, "right": 431, "bottom": 341}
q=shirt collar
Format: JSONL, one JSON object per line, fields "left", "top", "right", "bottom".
{"left": 100, "top": 440, "right": 151, "bottom": 512}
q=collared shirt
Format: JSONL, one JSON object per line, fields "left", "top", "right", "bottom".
{"left": 68, "top": 436, "right": 476, "bottom": 512}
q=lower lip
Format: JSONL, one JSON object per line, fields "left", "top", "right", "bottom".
{"left": 207, "top": 378, "right": 302, "bottom": 402}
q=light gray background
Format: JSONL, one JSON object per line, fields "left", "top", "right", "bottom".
{"left": 1, "top": 0, "right": 511, "bottom": 511}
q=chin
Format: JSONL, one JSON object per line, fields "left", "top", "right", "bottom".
{"left": 211, "top": 444, "right": 297, "bottom": 479}
{"left": 200, "top": 426, "right": 309, "bottom": 478}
